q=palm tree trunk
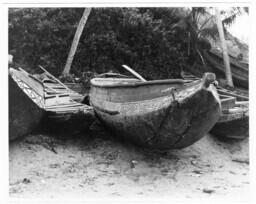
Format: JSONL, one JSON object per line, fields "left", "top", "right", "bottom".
{"left": 215, "top": 8, "right": 234, "bottom": 87}
{"left": 62, "top": 8, "right": 91, "bottom": 76}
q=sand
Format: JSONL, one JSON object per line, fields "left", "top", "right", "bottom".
{"left": 9, "top": 123, "right": 249, "bottom": 201}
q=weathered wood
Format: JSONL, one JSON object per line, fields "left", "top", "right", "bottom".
{"left": 9, "top": 68, "right": 44, "bottom": 140}
{"left": 62, "top": 8, "right": 91, "bottom": 75}
{"left": 210, "top": 101, "right": 249, "bottom": 139}
{"left": 37, "top": 65, "right": 84, "bottom": 102}
{"left": 217, "top": 88, "right": 249, "bottom": 101}
{"left": 90, "top": 72, "right": 221, "bottom": 150}
{"left": 122, "top": 65, "right": 147, "bottom": 82}
{"left": 39, "top": 65, "right": 73, "bottom": 92}
{"left": 219, "top": 95, "right": 236, "bottom": 110}
{"left": 46, "top": 103, "right": 84, "bottom": 110}
{"left": 10, "top": 67, "right": 95, "bottom": 136}
{"left": 215, "top": 8, "right": 234, "bottom": 87}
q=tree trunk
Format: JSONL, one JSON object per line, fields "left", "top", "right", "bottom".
{"left": 215, "top": 8, "right": 234, "bottom": 87}
{"left": 62, "top": 8, "right": 91, "bottom": 76}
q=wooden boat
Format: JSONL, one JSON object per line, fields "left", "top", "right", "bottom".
{"left": 215, "top": 87, "right": 248, "bottom": 140}
{"left": 90, "top": 72, "right": 221, "bottom": 150}
{"left": 182, "top": 72, "right": 249, "bottom": 139}
{"left": 9, "top": 68, "right": 45, "bottom": 140}
{"left": 32, "top": 67, "right": 95, "bottom": 134}
{"left": 203, "top": 50, "right": 248, "bottom": 89}
{"left": 210, "top": 99, "right": 249, "bottom": 139}
{"left": 42, "top": 100, "right": 94, "bottom": 134}
{"left": 10, "top": 67, "right": 94, "bottom": 136}
{"left": 34, "top": 67, "right": 84, "bottom": 103}
{"left": 42, "top": 85, "right": 94, "bottom": 134}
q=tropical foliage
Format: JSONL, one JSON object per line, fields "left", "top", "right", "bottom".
{"left": 9, "top": 7, "right": 247, "bottom": 80}
{"left": 9, "top": 8, "right": 188, "bottom": 79}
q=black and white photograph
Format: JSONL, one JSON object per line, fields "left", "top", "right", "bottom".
{"left": 2, "top": 0, "right": 254, "bottom": 202}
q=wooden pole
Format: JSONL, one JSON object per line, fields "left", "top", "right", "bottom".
{"left": 62, "top": 8, "right": 91, "bottom": 76}
{"left": 122, "top": 65, "right": 147, "bottom": 82}
{"left": 215, "top": 8, "right": 234, "bottom": 87}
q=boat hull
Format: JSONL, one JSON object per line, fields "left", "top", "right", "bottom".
{"left": 90, "top": 75, "right": 221, "bottom": 150}
{"left": 42, "top": 107, "right": 95, "bottom": 134}
{"left": 210, "top": 116, "right": 248, "bottom": 139}
{"left": 210, "top": 102, "right": 249, "bottom": 139}
{"left": 9, "top": 74, "right": 44, "bottom": 140}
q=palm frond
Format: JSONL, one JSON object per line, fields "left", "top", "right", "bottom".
{"left": 221, "top": 7, "right": 243, "bottom": 27}
{"left": 222, "top": 13, "right": 238, "bottom": 26}
{"left": 198, "top": 25, "right": 219, "bottom": 41}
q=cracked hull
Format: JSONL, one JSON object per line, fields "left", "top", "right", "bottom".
{"left": 90, "top": 77, "right": 221, "bottom": 150}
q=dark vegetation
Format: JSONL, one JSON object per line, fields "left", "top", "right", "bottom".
{"left": 9, "top": 7, "right": 246, "bottom": 80}
{"left": 8, "top": 8, "right": 197, "bottom": 80}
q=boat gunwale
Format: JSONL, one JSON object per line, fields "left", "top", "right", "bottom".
{"left": 90, "top": 77, "right": 196, "bottom": 88}
{"left": 9, "top": 67, "right": 45, "bottom": 93}
{"left": 90, "top": 82, "right": 202, "bottom": 106}
{"left": 218, "top": 112, "right": 248, "bottom": 123}
{"left": 208, "top": 50, "right": 249, "bottom": 72}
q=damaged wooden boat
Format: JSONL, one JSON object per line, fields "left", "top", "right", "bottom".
{"left": 34, "top": 67, "right": 95, "bottom": 134}
{"left": 203, "top": 50, "right": 248, "bottom": 88}
{"left": 9, "top": 68, "right": 45, "bottom": 140}
{"left": 42, "top": 90, "right": 94, "bottom": 134}
{"left": 213, "top": 86, "right": 249, "bottom": 140}
{"left": 10, "top": 67, "right": 94, "bottom": 136}
{"left": 34, "top": 66, "right": 85, "bottom": 102}
{"left": 210, "top": 98, "right": 249, "bottom": 139}
{"left": 90, "top": 72, "right": 221, "bottom": 150}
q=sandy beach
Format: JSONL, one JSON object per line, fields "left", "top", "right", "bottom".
{"left": 9, "top": 122, "right": 249, "bottom": 201}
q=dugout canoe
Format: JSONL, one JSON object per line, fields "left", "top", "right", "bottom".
{"left": 90, "top": 72, "right": 221, "bottom": 150}
{"left": 203, "top": 50, "right": 248, "bottom": 88}
{"left": 210, "top": 100, "right": 248, "bottom": 139}
{"left": 9, "top": 68, "right": 45, "bottom": 140}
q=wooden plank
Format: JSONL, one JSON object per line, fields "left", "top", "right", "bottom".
{"left": 218, "top": 89, "right": 249, "bottom": 101}
{"left": 236, "top": 101, "right": 249, "bottom": 105}
{"left": 11, "top": 68, "right": 45, "bottom": 97}
{"left": 46, "top": 106, "right": 86, "bottom": 112}
{"left": 46, "top": 105, "right": 92, "bottom": 113}
{"left": 219, "top": 94, "right": 234, "bottom": 99}
{"left": 221, "top": 97, "right": 236, "bottom": 110}
{"left": 44, "top": 83, "right": 66, "bottom": 89}
{"left": 45, "top": 101, "right": 84, "bottom": 108}
{"left": 44, "top": 95, "right": 73, "bottom": 106}
{"left": 46, "top": 103, "right": 84, "bottom": 109}
{"left": 45, "top": 94, "right": 70, "bottom": 99}
{"left": 39, "top": 65, "right": 75, "bottom": 92}
{"left": 44, "top": 84, "right": 59, "bottom": 93}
